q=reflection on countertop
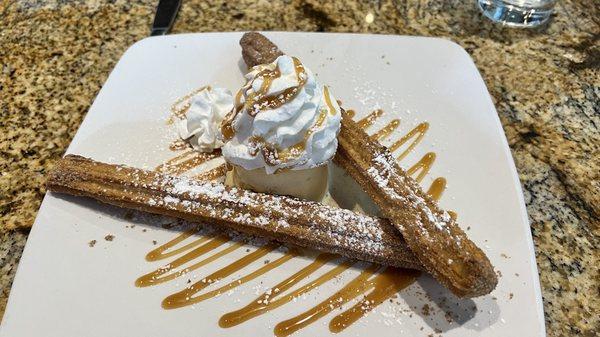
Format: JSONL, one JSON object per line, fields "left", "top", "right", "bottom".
{"left": 0, "top": 0, "right": 597, "bottom": 336}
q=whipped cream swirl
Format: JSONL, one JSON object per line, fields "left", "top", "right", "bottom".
{"left": 221, "top": 55, "right": 341, "bottom": 174}
{"left": 177, "top": 86, "right": 233, "bottom": 152}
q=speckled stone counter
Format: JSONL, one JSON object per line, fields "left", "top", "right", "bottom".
{"left": 0, "top": 0, "right": 598, "bottom": 335}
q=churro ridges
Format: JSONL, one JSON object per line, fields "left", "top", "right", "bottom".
{"left": 334, "top": 112, "right": 497, "bottom": 297}
{"left": 47, "top": 155, "right": 422, "bottom": 270}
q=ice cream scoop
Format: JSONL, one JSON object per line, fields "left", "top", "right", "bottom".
{"left": 220, "top": 55, "right": 341, "bottom": 200}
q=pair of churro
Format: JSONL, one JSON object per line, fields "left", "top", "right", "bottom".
{"left": 46, "top": 32, "right": 496, "bottom": 298}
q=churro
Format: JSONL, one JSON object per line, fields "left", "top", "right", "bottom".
{"left": 334, "top": 112, "right": 497, "bottom": 297}
{"left": 239, "top": 32, "right": 284, "bottom": 68}
{"left": 47, "top": 155, "right": 422, "bottom": 270}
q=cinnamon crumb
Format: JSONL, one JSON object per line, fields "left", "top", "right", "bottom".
{"left": 421, "top": 304, "right": 431, "bottom": 316}
{"left": 88, "top": 240, "right": 97, "bottom": 247}
{"left": 152, "top": 240, "right": 157, "bottom": 245}
{"left": 104, "top": 235, "right": 115, "bottom": 241}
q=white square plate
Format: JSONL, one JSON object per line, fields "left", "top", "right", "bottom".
{"left": 1, "top": 32, "right": 545, "bottom": 337}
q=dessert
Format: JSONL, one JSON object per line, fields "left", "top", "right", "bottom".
{"left": 46, "top": 32, "right": 497, "bottom": 301}
{"left": 47, "top": 154, "right": 422, "bottom": 270}
{"left": 334, "top": 111, "right": 497, "bottom": 297}
{"left": 220, "top": 54, "right": 341, "bottom": 201}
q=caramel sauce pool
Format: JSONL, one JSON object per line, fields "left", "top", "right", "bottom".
{"left": 141, "top": 108, "right": 450, "bottom": 335}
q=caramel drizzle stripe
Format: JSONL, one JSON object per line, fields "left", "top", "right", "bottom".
{"left": 406, "top": 152, "right": 436, "bottom": 183}
{"left": 356, "top": 109, "right": 384, "bottom": 128}
{"left": 372, "top": 119, "right": 400, "bottom": 140}
{"left": 169, "top": 139, "right": 192, "bottom": 151}
{"left": 390, "top": 122, "right": 429, "bottom": 161}
{"left": 156, "top": 150, "right": 196, "bottom": 169}
{"left": 427, "top": 177, "right": 447, "bottom": 202}
{"left": 136, "top": 235, "right": 238, "bottom": 287}
{"left": 323, "top": 86, "right": 338, "bottom": 115}
{"left": 328, "top": 267, "right": 421, "bottom": 333}
{"left": 155, "top": 150, "right": 222, "bottom": 174}
{"left": 219, "top": 254, "right": 348, "bottom": 328}
{"left": 145, "top": 227, "right": 206, "bottom": 262}
{"left": 162, "top": 243, "right": 279, "bottom": 309}
{"left": 173, "top": 250, "right": 299, "bottom": 306}
{"left": 273, "top": 263, "right": 381, "bottom": 337}
{"left": 194, "top": 163, "right": 228, "bottom": 181}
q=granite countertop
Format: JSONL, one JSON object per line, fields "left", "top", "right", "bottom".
{"left": 0, "top": 0, "right": 597, "bottom": 335}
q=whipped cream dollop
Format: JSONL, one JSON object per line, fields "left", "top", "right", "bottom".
{"left": 177, "top": 86, "right": 233, "bottom": 152}
{"left": 221, "top": 55, "right": 342, "bottom": 174}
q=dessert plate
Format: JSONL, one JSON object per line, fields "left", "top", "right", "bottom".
{"left": 0, "top": 32, "right": 545, "bottom": 336}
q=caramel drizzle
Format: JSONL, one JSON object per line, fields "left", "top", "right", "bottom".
{"left": 250, "top": 109, "right": 329, "bottom": 165}
{"left": 162, "top": 243, "right": 280, "bottom": 309}
{"left": 407, "top": 152, "right": 436, "bottom": 183}
{"left": 390, "top": 122, "right": 429, "bottom": 161}
{"left": 139, "top": 108, "right": 450, "bottom": 335}
{"left": 274, "top": 267, "right": 420, "bottom": 337}
{"left": 145, "top": 226, "right": 206, "bottom": 262}
{"left": 273, "top": 263, "right": 380, "bottom": 337}
{"left": 167, "top": 86, "right": 210, "bottom": 124}
{"left": 221, "top": 57, "right": 307, "bottom": 140}
{"left": 155, "top": 150, "right": 221, "bottom": 174}
{"left": 169, "top": 139, "right": 191, "bottom": 151}
{"left": 356, "top": 109, "right": 384, "bottom": 128}
{"left": 328, "top": 267, "right": 421, "bottom": 333}
{"left": 372, "top": 118, "right": 400, "bottom": 140}
{"left": 194, "top": 163, "right": 228, "bottom": 181}
{"left": 136, "top": 234, "right": 238, "bottom": 287}
{"left": 220, "top": 254, "right": 349, "bottom": 328}
{"left": 427, "top": 177, "right": 447, "bottom": 201}
{"left": 323, "top": 86, "right": 337, "bottom": 115}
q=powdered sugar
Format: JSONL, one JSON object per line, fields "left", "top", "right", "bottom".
{"left": 126, "top": 169, "right": 408, "bottom": 262}
{"left": 365, "top": 148, "right": 457, "bottom": 243}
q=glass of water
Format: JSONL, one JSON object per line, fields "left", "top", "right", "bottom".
{"left": 478, "top": 0, "right": 557, "bottom": 27}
